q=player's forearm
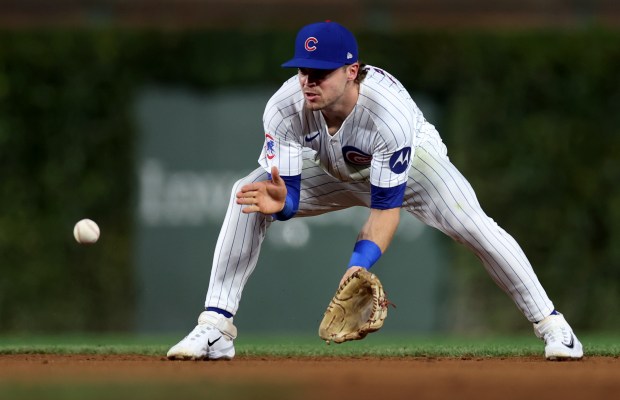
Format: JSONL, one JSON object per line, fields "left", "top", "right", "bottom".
{"left": 357, "top": 207, "right": 400, "bottom": 252}
{"left": 347, "top": 207, "right": 400, "bottom": 270}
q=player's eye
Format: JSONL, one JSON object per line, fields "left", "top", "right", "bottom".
{"left": 299, "top": 68, "right": 334, "bottom": 81}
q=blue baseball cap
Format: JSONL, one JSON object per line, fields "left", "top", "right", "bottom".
{"left": 281, "top": 21, "right": 358, "bottom": 70}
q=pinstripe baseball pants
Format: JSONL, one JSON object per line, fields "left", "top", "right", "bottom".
{"left": 205, "top": 137, "right": 554, "bottom": 323}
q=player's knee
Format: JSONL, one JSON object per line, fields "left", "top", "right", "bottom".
{"left": 231, "top": 177, "right": 248, "bottom": 193}
{"left": 440, "top": 203, "right": 493, "bottom": 239}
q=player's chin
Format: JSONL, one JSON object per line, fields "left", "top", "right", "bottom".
{"left": 304, "top": 100, "right": 324, "bottom": 111}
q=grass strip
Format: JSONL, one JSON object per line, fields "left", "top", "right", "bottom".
{"left": 0, "top": 333, "right": 618, "bottom": 358}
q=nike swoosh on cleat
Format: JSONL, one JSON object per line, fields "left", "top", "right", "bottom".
{"left": 304, "top": 132, "right": 320, "bottom": 142}
{"left": 562, "top": 335, "right": 575, "bottom": 349}
{"left": 208, "top": 336, "right": 222, "bottom": 347}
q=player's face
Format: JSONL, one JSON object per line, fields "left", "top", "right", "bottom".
{"left": 298, "top": 65, "right": 358, "bottom": 111}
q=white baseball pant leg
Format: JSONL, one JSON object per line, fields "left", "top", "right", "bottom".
{"left": 403, "top": 137, "right": 555, "bottom": 322}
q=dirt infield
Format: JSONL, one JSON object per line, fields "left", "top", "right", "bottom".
{"left": 0, "top": 355, "right": 618, "bottom": 399}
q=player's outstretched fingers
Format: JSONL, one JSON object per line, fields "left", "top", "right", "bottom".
{"left": 241, "top": 205, "right": 260, "bottom": 214}
{"left": 237, "top": 182, "right": 260, "bottom": 196}
{"left": 236, "top": 190, "right": 258, "bottom": 203}
{"left": 236, "top": 184, "right": 260, "bottom": 205}
{"left": 235, "top": 167, "right": 287, "bottom": 215}
{"left": 236, "top": 190, "right": 258, "bottom": 213}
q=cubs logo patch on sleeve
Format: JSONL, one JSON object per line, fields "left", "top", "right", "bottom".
{"left": 264, "top": 133, "right": 276, "bottom": 160}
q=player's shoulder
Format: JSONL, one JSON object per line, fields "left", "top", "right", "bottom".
{"left": 359, "top": 65, "right": 415, "bottom": 121}
{"left": 361, "top": 65, "right": 410, "bottom": 100}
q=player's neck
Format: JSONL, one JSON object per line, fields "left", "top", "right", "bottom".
{"left": 323, "top": 83, "right": 359, "bottom": 135}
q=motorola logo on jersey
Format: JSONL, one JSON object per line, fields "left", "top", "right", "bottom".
{"left": 305, "top": 37, "right": 318, "bottom": 51}
{"left": 389, "top": 147, "right": 412, "bottom": 173}
{"left": 342, "top": 146, "right": 372, "bottom": 166}
{"left": 264, "top": 133, "right": 276, "bottom": 160}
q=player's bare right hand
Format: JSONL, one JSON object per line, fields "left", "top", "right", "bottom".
{"left": 236, "top": 166, "right": 287, "bottom": 215}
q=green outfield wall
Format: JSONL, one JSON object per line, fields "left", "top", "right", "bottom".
{"left": 1, "top": 29, "right": 618, "bottom": 334}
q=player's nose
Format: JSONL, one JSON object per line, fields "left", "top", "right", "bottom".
{"left": 300, "top": 75, "right": 316, "bottom": 88}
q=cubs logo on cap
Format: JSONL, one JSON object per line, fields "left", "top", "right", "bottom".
{"left": 282, "top": 21, "right": 359, "bottom": 70}
{"left": 305, "top": 37, "right": 318, "bottom": 51}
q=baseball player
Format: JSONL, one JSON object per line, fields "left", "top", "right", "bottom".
{"left": 167, "top": 21, "right": 583, "bottom": 361}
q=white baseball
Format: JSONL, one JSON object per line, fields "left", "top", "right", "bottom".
{"left": 73, "top": 219, "right": 100, "bottom": 244}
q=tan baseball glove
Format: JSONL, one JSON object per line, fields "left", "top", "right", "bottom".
{"left": 319, "top": 269, "right": 391, "bottom": 344}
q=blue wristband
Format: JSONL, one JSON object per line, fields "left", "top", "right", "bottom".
{"left": 269, "top": 173, "right": 300, "bottom": 221}
{"left": 348, "top": 240, "right": 382, "bottom": 270}
{"left": 275, "top": 195, "right": 296, "bottom": 221}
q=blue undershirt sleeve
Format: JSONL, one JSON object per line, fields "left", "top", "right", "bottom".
{"left": 268, "top": 173, "right": 301, "bottom": 221}
{"left": 370, "top": 183, "right": 406, "bottom": 210}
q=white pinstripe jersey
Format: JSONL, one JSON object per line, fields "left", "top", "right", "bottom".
{"left": 259, "top": 65, "right": 434, "bottom": 189}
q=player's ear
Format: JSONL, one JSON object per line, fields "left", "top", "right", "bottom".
{"left": 346, "top": 63, "right": 359, "bottom": 81}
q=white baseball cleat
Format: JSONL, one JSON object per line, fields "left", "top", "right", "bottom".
{"left": 167, "top": 311, "right": 237, "bottom": 361}
{"left": 533, "top": 312, "right": 583, "bottom": 361}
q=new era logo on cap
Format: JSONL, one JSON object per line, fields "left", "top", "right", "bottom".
{"left": 282, "top": 21, "right": 359, "bottom": 70}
